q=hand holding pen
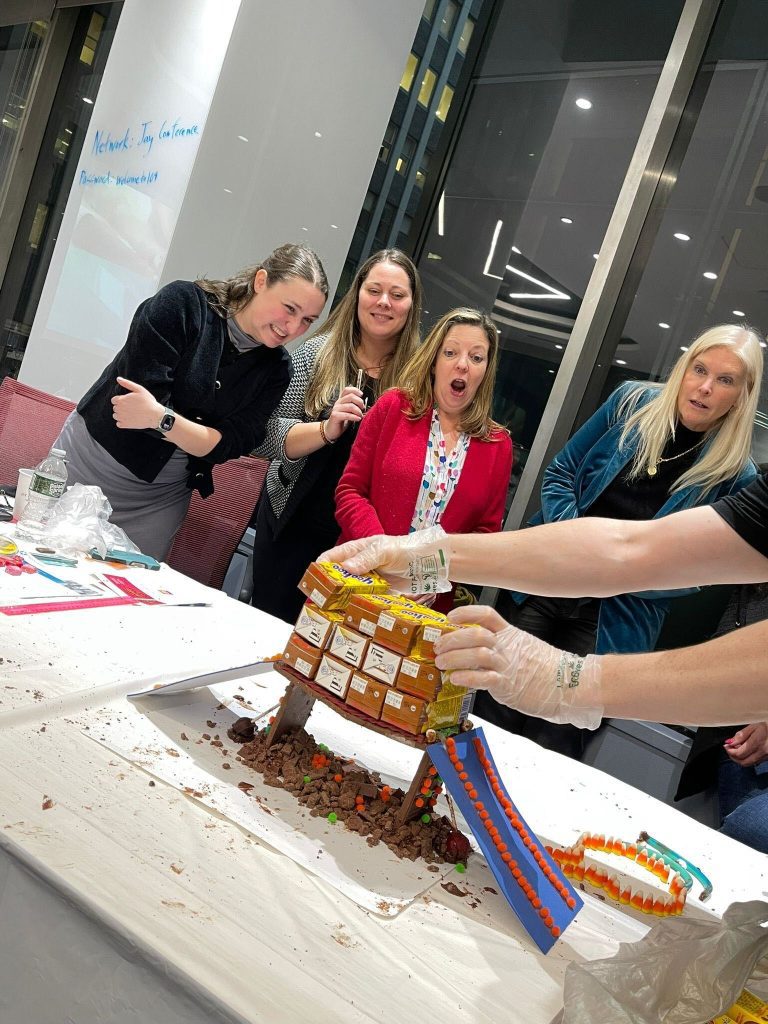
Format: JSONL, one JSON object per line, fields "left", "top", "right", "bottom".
{"left": 324, "top": 369, "right": 366, "bottom": 442}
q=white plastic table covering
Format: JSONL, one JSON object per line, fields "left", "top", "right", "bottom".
{"left": 0, "top": 561, "right": 766, "bottom": 1023}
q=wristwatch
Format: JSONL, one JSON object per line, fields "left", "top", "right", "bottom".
{"left": 157, "top": 406, "right": 176, "bottom": 433}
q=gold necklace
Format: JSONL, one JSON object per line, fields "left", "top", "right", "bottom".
{"left": 647, "top": 437, "right": 706, "bottom": 477}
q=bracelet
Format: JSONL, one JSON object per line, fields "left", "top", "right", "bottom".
{"left": 319, "top": 420, "right": 336, "bottom": 446}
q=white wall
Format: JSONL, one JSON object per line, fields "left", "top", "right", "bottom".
{"left": 21, "top": 0, "right": 241, "bottom": 399}
{"left": 21, "top": 0, "right": 425, "bottom": 399}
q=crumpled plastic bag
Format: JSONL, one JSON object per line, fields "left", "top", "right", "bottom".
{"left": 555, "top": 900, "right": 768, "bottom": 1024}
{"left": 39, "top": 483, "right": 140, "bottom": 557}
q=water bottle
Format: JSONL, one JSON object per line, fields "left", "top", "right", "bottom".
{"left": 17, "top": 447, "right": 68, "bottom": 537}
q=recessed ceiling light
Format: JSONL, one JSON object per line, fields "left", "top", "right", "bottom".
{"left": 555, "top": 344, "right": 563, "bottom": 350}
{"left": 237, "top": 135, "right": 249, "bottom": 142}
{"left": 673, "top": 232, "right": 690, "bottom": 241}
{"left": 615, "top": 359, "right": 627, "bottom": 365}
{"left": 301, "top": 226, "right": 308, "bottom": 232}
{"left": 331, "top": 224, "right": 338, "bottom": 229}
{"left": 82, "top": 97, "right": 93, "bottom": 105}
{"left": 314, "top": 131, "right": 322, "bottom": 138}
{"left": 658, "top": 322, "right": 670, "bottom": 329}
{"left": 703, "top": 271, "right": 717, "bottom": 280}
{"left": 511, "top": 245, "right": 521, "bottom": 254}
{"left": 548, "top": 369, "right": 555, "bottom": 374}
{"left": 761, "top": 342, "right": 767, "bottom": 349}
{"left": 560, "top": 217, "right": 573, "bottom": 225}
{"left": 680, "top": 346, "right": 689, "bottom": 352}
{"left": 592, "top": 253, "right": 599, "bottom": 259}
{"left": 223, "top": 188, "right": 232, "bottom": 194}
{"left": 732, "top": 309, "right": 745, "bottom": 317}
{"left": 575, "top": 98, "right": 592, "bottom": 110}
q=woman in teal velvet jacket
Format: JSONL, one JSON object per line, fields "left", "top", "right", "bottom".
{"left": 480, "top": 324, "right": 763, "bottom": 756}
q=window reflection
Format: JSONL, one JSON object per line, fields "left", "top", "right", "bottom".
{"left": 415, "top": 0, "right": 684, "bottom": 494}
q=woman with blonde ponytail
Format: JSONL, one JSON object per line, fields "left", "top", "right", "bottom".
{"left": 485, "top": 323, "right": 763, "bottom": 758}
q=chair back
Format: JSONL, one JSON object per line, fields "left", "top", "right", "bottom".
{"left": 0, "top": 377, "right": 76, "bottom": 486}
{"left": 167, "top": 455, "right": 268, "bottom": 591}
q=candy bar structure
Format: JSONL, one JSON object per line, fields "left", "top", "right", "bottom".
{"left": 259, "top": 563, "right": 584, "bottom": 951}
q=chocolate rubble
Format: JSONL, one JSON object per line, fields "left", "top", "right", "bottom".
{"left": 236, "top": 727, "right": 470, "bottom": 865}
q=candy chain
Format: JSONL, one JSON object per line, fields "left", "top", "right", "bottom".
{"left": 445, "top": 735, "right": 575, "bottom": 940}
{"left": 544, "top": 832, "right": 689, "bottom": 916}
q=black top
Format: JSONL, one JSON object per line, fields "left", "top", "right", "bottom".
{"left": 305, "top": 375, "right": 378, "bottom": 535}
{"left": 713, "top": 470, "right": 768, "bottom": 557}
{"left": 77, "top": 281, "right": 291, "bottom": 498}
{"left": 586, "top": 423, "right": 706, "bottom": 521}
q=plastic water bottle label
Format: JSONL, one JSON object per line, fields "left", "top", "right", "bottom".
{"left": 30, "top": 474, "right": 65, "bottom": 499}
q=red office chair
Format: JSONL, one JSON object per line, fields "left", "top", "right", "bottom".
{"left": 166, "top": 455, "right": 268, "bottom": 591}
{"left": 0, "top": 377, "right": 75, "bottom": 487}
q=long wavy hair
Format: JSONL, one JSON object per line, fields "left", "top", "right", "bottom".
{"left": 618, "top": 324, "right": 764, "bottom": 495}
{"left": 196, "top": 243, "right": 328, "bottom": 318}
{"left": 304, "top": 249, "right": 422, "bottom": 417}
{"left": 400, "top": 307, "right": 505, "bottom": 440}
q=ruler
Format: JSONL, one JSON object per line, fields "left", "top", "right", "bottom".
{"left": 0, "top": 596, "right": 137, "bottom": 616}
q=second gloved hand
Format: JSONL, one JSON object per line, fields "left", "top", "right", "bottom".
{"left": 434, "top": 605, "right": 604, "bottom": 730}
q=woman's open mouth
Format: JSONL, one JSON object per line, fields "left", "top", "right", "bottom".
{"left": 450, "top": 379, "right": 467, "bottom": 397}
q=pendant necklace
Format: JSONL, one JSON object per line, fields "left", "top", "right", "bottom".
{"left": 647, "top": 436, "right": 706, "bottom": 477}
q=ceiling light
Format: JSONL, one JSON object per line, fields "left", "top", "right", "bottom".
{"left": 483, "top": 220, "right": 503, "bottom": 280}
{"left": 506, "top": 264, "right": 569, "bottom": 300}
{"left": 237, "top": 135, "right": 248, "bottom": 142}
{"left": 592, "top": 253, "right": 599, "bottom": 259}
{"left": 673, "top": 232, "right": 690, "bottom": 241}
{"left": 560, "top": 217, "right": 573, "bottom": 225}
{"left": 331, "top": 224, "right": 338, "bottom": 229}
{"left": 223, "top": 188, "right": 232, "bottom": 194}
{"left": 615, "top": 359, "right": 626, "bottom": 365}
{"left": 575, "top": 98, "right": 592, "bottom": 110}
{"left": 314, "top": 131, "right": 322, "bottom": 138}
{"left": 761, "top": 342, "right": 767, "bottom": 349}
{"left": 703, "top": 271, "right": 717, "bottom": 280}
{"left": 658, "top": 322, "right": 670, "bottom": 329}
{"left": 511, "top": 245, "right": 521, "bottom": 254}
{"left": 438, "top": 192, "right": 445, "bottom": 237}
{"left": 732, "top": 309, "right": 745, "bottom": 317}
{"left": 82, "top": 97, "right": 93, "bottom": 105}
{"left": 555, "top": 344, "right": 563, "bottom": 350}
{"left": 680, "top": 346, "right": 688, "bottom": 352}
{"left": 548, "top": 369, "right": 555, "bottom": 374}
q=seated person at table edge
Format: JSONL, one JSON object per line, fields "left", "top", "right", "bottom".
{"left": 56, "top": 243, "right": 328, "bottom": 561}
{"left": 317, "top": 466, "right": 768, "bottom": 729}
{"left": 334, "top": 307, "right": 512, "bottom": 612}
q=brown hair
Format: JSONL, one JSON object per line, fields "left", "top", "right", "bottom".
{"left": 400, "top": 307, "right": 505, "bottom": 440}
{"left": 304, "top": 249, "right": 422, "bottom": 416}
{"left": 196, "top": 242, "right": 328, "bottom": 318}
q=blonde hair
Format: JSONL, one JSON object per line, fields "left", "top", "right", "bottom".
{"left": 304, "top": 249, "right": 422, "bottom": 417}
{"left": 400, "top": 307, "right": 505, "bottom": 440}
{"left": 196, "top": 243, "right": 328, "bottom": 318}
{"left": 618, "top": 324, "right": 764, "bottom": 495}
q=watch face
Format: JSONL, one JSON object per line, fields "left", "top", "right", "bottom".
{"left": 159, "top": 412, "right": 175, "bottom": 432}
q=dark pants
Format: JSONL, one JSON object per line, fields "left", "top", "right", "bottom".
{"left": 250, "top": 492, "right": 340, "bottom": 625}
{"left": 473, "top": 594, "right": 599, "bottom": 760}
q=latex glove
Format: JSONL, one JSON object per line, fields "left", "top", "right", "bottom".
{"left": 112, "top": 376, "right": 164, "bottom": 430}
{"left": 724, "top": 722, "right": 768, "bottom": 767}
{"left": 318, "top": 526, "right": 451, "bottom": 596}
{"left": 434, "top": 605, "right": 604, "bottom": 730}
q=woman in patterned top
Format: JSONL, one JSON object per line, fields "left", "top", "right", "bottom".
{"left": 250, "top": 249, "right": 422, "bottom": 623}
{"left": 334, "top": 308, "right": 512, "bottom": 612}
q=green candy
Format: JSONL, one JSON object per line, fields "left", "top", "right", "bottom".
{"left": 455, "top": 862, "right": 466, "bottom": 873}
{"left": 327, "top": 812, "right": 338, "bottom": 823}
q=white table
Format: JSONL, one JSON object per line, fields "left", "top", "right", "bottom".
{"left": 0, "top": 556, "right": 766, "bottom": 1024}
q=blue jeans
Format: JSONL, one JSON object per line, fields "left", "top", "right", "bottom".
{"left": 718, "top": 757, "right": 768, "bottom": 854}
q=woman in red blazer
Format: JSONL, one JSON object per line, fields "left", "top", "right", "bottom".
{"left": 335, "top": 308, "right": 512, "bottom": 609}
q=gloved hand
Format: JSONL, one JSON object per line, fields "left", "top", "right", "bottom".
{"left": 434, "top": 605, "right": 604, "bottom": 730}
{"left": 318, "top": 526, "right": 451, "bottom": 596}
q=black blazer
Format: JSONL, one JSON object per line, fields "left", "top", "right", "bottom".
{"left": 77, "top": 280, "right": 291, "bottom": 497}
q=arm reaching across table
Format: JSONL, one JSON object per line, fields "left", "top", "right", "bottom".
{"left": 434, "top": 605, "right": 768, "bottom": 728}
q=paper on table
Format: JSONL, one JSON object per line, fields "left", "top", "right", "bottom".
{"left": 86, "top": 682, "right": 456, "bottom": 917}
{"left": 126, "top": 659, "right": 280, "bottom": 699}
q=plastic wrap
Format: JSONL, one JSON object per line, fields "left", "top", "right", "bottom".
{"left": 40, "top": 483, "right": 139, "bottom": 557}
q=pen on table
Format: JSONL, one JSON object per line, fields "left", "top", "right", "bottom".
{"left": 158, "top": 601, "right": 213, "bottom": 608}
